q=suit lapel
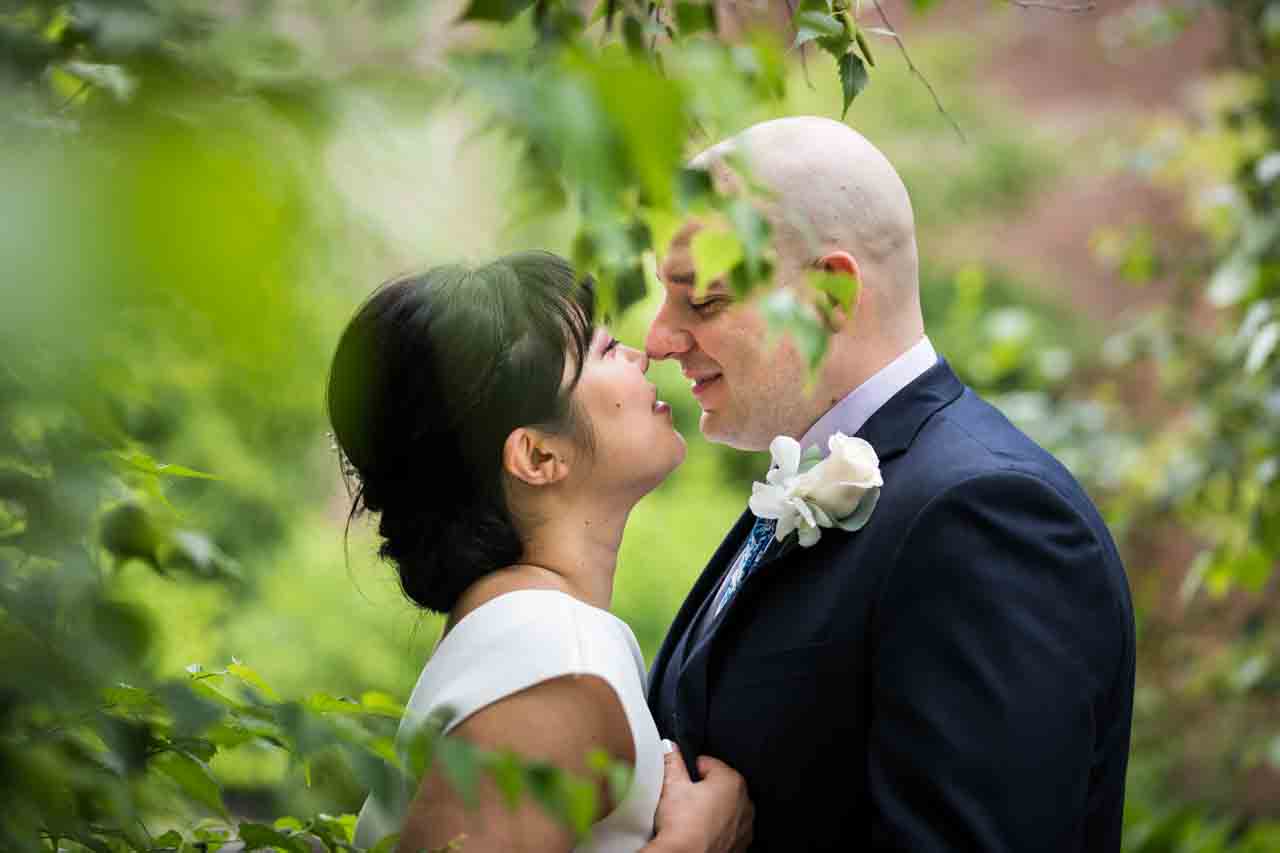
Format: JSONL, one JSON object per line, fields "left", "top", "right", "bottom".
{"left": 689, "top": 360, "right": 966, "bottom": 660}
{"left": 661, "top": 361, "right": 966, "bottom": 758}
{"left": 647, "top": 509, "right": 755, "bottom": 706}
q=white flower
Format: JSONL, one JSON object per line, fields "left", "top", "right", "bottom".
{"left": 747, "top": 433, "right": 882, "bottom": 548}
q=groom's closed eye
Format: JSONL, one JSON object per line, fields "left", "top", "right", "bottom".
{"left": 690, "top": 295, "right": 729, "bottom": 315}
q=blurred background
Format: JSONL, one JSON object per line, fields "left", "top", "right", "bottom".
{"left": 3, "top": 0, "right": 1279, "bottom": 850}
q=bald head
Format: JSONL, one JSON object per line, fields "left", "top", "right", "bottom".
{"left": 690, "top": 116, "right": 922, "bottom": 344}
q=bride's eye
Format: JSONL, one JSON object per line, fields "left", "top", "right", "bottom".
{"left": 603, "top": 337, "right": 619, "bottom": 355}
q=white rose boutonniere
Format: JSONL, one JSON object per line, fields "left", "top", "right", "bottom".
{"left": 747, "top": 432, "right": 883, "bottom": 548}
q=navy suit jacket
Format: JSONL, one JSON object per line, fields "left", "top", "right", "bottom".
{"left": 648, "top": 360, "right": 1135, "bottom": 852}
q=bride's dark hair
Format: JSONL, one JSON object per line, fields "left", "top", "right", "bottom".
{"left": 326, "top": 251, "right": 596, "bottom": 614}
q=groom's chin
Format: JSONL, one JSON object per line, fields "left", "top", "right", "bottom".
{"left": 698, "top": 410, "right": 754, "bottom": 451}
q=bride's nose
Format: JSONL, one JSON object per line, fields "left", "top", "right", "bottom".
{"left": 623, "top": 344, "right": 650, "bottom": 373}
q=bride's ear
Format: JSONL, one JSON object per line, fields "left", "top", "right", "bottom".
{"left": 503, "top": 427, "right": 570, "bottom": 487}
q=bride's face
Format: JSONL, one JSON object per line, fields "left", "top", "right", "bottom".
{"left": 567, "top": 327, "right": 687, "bottom": 494}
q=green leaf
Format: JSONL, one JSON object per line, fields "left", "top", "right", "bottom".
{"left": 360, "top": 691, "right": 406, "bottom": 718}
{"left": 489, "top": 750, "right": 527, "bottom": 810}
{"left": 113, "top": 448, "right": 218, "bottom": 480}
{"left": 793, "top": 11, "right": 843, "bottom": 48}
{"left": 165, "top": 529, "right": 240, "bottom": 579}
{"left": 155, "top": 750, "right": 227, "bottom": 817}
{"left": 690, "top": 228, "right": 743, "bottom": 293}
{"left": 437, "top": 737, "right": 482, "bottom": 808}
{"left": 103, "top": 682, "right": 160, "bottom": 713}
{"left": 63, "top": 61, "right": 136, "bottom": 101}
{"left": 305, "top": 692, "right": 362, "bottom": 714}
{"left": 92, "top": 599, "right": 152, "bottom": 660}
{"left": 169, "top": 736, "right": 218, "bottom": 763}
{"left": 677, "top": 167, "right": 714, "bottom": 210}
{"left": 675, "top": 2, "right": 715, "bottom": 35}
{"left": 238, "top": 822, "right": 308, "bottom": 853}
{"left": 622, "top": 15, "right": 646, "bottom": 56}
{"left": 807, "top": 269, "right": 861, "bottom": 317}
{"left": 838, "top": 52, "right": 869, "bottom": 119}
{"left": 152, "top": 830, "right": 184, "bottom": 851}
{"left": 460, "top": 0, "right": 535, "bottom": 22}
{"left": 227, "top": 659, "right": 280, "bottom": 702}
{"left": 1246, "top": 321, "right": 1279, "bottom": 373}
{"left": 99, "top": 502, "right": 162, "bottom": 567}
{"left": 759, "top": 290, "right": 829, "bottom": 373}
{"left": 367, "top": 833, "right": 401, "bottom": 853}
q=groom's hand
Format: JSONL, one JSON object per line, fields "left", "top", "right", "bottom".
{"left": 647, "top": 740, "right": 754, "bottom": 853}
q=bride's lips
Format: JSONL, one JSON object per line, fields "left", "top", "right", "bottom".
{"left": 690, "top": 374, "right": 722, "bottom": 400}
{"left": 651, "top": 386, "right": 672, "bottom": 416}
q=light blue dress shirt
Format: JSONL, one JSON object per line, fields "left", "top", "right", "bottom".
{"left": 799, "top": 336, "right": 939, "bottom": 456}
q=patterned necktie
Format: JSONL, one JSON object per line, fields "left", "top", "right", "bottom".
{"left": 711, "top": 516, "right": 778, "bottom": 618}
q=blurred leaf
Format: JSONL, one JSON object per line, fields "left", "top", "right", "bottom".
{"left": 808, "top": 269, "right": 861, "bottom": 317}
{"left": 437, "top": 736, "right": 482, "bottom": 808}
{"left": 227, "top": 659, "right": 280, "bottom": 702}
{"left": 155, "top": 750, "right": 227, "bottom": 818}
{"left": 367, "top": 832, "right": 400, "bottom": 853}
{"left": 690, "top": 227, "right": 743, "bottom": 292}
{"left": 1246, "top": 321, "right": 1279, "bottom": 372}
{"left": 153, "top": 829, "right": 184, "bottom": 850}
{"left": 675, "top": 2, "right": 715, "bottom": 35}
{"left": 165, "top": 530, "right": 239, "bottom": 579}
{"left": 238, "top": 822, "right": 309, "bottom": 853}
{"left": 113, "top": 449, "right": 218, "bottom": 480}
{"left": 92, "top": 598, "right": 152, "bottom": 661}
{"left": 760, "top": 290, "right": 828, "bottom": 373}
{"left": 460, "top": 0, "right": 535, "bottom": 22}
{"left": 62, "top": 61, "right": 137, "bottom": 102}
{"left": 99, "top": 502, "right": 161, "bottom": 567}
{"left": 623, "top": 15, "right": 646, "bottom": 57}
{"left": 489, "top": 750, "right": 526, "bottom": 809}
{"left": 360, "top": 691, "right": 406, "bottom": 718}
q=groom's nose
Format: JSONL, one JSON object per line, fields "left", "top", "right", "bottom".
{"left": 646, "top": 299, "right": 693, "bottom": 361}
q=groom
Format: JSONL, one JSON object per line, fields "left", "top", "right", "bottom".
{"left": 645, "top": 117, "right": 1136, "bottom": 851}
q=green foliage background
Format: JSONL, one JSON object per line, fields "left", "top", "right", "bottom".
{"left": 2, "top": 1, "right": 1279, "bottom": 851}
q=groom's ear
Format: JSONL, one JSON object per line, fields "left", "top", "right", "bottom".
{"left": 815, "top": 250, "right": 862, "bottom": 332}
{"left": 503, "top": 427, "right": 570, "bottom": 487}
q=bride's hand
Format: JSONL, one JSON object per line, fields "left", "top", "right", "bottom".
{"left": 645, "top": 740, "right": 754, "bottom": 853}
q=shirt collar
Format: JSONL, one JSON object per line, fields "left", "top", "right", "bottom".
{"left": 799, "top": 336, "right": 939, "bottom": 455}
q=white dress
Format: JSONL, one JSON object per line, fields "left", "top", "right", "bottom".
{"left": 353, "top": 589, "right": 663, "bottom": 852}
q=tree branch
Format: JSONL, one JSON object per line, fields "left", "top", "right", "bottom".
{"left": 1009, "top": 0, "right": 1097, "bottom": 11}
{"left": 869, "top": 0, "right": 966, "bottom": 143}
{"left": 782, "top": 0, "right": 817, "bottom": 90}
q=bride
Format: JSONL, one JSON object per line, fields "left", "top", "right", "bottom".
{"left": 327, "top": 251, "right": 753, "bottom": 853}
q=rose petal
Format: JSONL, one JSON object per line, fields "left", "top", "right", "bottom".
{"left": 833, "top": 486, "right": 880, "bottom": 532}
{"left": 769, "top": 435, "right": 802, "bottom": 479}
{"left": 791, "top": 497, "right": 817, "bottom": 529}
{"left": 798, "top": 524, "right": 821, "bottom": 547}
{"left": 775, "top": 510, "right": 798, "bottom": 541}
{"left": 748, "top": 483, "right": 786, "bottom": 519}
